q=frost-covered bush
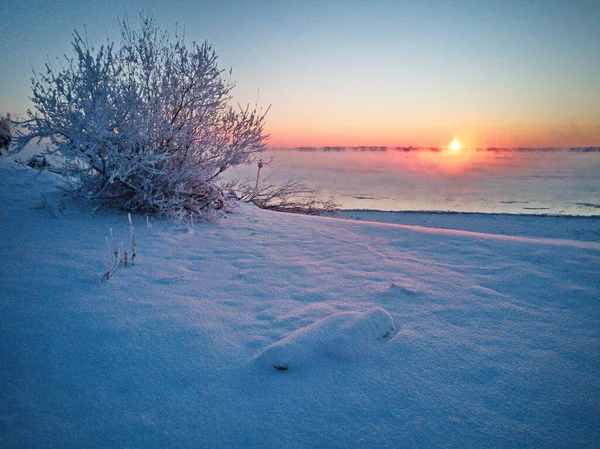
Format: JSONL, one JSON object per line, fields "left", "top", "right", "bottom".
{"left": 0, "top": 113, "right": 10, "bottom": 155}
{"left": 13, "top": 14, "right": 267, "bottom": 220}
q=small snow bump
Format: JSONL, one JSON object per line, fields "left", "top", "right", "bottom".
{"left": 253, "top": 307, "right": 396, "bottom": 372}
{"left": 389, "top": 282, "right": 419, "bottom": 295}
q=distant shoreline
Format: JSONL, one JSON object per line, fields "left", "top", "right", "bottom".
{"left": 270, "top": 146, "right": 600, "bottom": 152}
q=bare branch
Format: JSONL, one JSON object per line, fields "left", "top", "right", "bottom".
{"left": 224, "top": 160, "right": 340, "bottom": 216}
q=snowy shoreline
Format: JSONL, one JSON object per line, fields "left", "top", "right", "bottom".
{"left": 344, "top": 207, "right": 600, "bottom": 218}
{"left": 2, "top": 158, "right": 599, "bottom": 448}
{"left": 342, "top": 209, "right": 600, "bottom": 242}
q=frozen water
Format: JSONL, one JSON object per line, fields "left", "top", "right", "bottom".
{"left": 225, "top": 147, "right": 600, "bottom": 216}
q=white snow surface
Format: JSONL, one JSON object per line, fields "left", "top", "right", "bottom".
{"left": 1, "top": 158, "right": 599, "bottom": 448}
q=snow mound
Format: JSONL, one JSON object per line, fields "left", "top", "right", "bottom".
{"left": 253, "top": 307, "right": 396, "bottom": 372}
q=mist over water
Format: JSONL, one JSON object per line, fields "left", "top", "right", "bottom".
{"left": 225, "top": 147, "right": 600, "bottom": 216}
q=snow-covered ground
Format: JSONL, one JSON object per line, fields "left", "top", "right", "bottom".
{"left": 1, "top": 157, "right": 599, "bottom": 448}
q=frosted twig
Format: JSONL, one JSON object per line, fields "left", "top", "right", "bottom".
{"left": 40, "top": 193, "right": 62, "bottom": 218}
{"left": 146, "top": 216, "right": 153, "bottom": 235}
{"left": 102, "top": 229, "right": 125, "bottom": 281}
{"left": 128, "top": 213, "right": 136, "bottom": 266}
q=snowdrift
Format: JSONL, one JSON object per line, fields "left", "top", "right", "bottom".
{"left": 253, "top": 307, "right": 395, "bottom": 371}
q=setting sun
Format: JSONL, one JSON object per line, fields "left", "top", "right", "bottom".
{"left": 449, "top": 138, "right": 461, "bottom": 151}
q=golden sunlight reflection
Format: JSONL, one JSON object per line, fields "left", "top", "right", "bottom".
{"left": 401, "top": 147, "right": 509, "bottom": 176}
{"left": 449, "top": 138, "right": 461, "bottom": 152}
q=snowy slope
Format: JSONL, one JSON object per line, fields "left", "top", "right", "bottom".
{"left": 1, "top": 158, "right": 599, "bottom": 448}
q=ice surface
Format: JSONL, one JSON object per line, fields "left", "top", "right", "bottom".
{"left": 224, "top": 147, "right": 600, "bottom": 216}
{"left": 1, "top": 158, "right": 599, "bottom": 448}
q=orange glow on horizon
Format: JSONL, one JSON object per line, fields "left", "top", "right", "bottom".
{"left": 265, "top": 122, "right": 600, "bottom": 149}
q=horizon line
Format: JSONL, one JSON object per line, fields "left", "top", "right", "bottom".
{"left": 267, "top": 145, "right": 600, "bottom": 152}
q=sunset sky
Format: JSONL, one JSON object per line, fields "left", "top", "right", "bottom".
{"left": 1, "top": 0, "right": 599, "bottom": 148}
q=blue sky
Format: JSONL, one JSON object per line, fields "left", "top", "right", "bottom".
{"left": 2, "top": 0, "right": 599, "bottom": 147}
